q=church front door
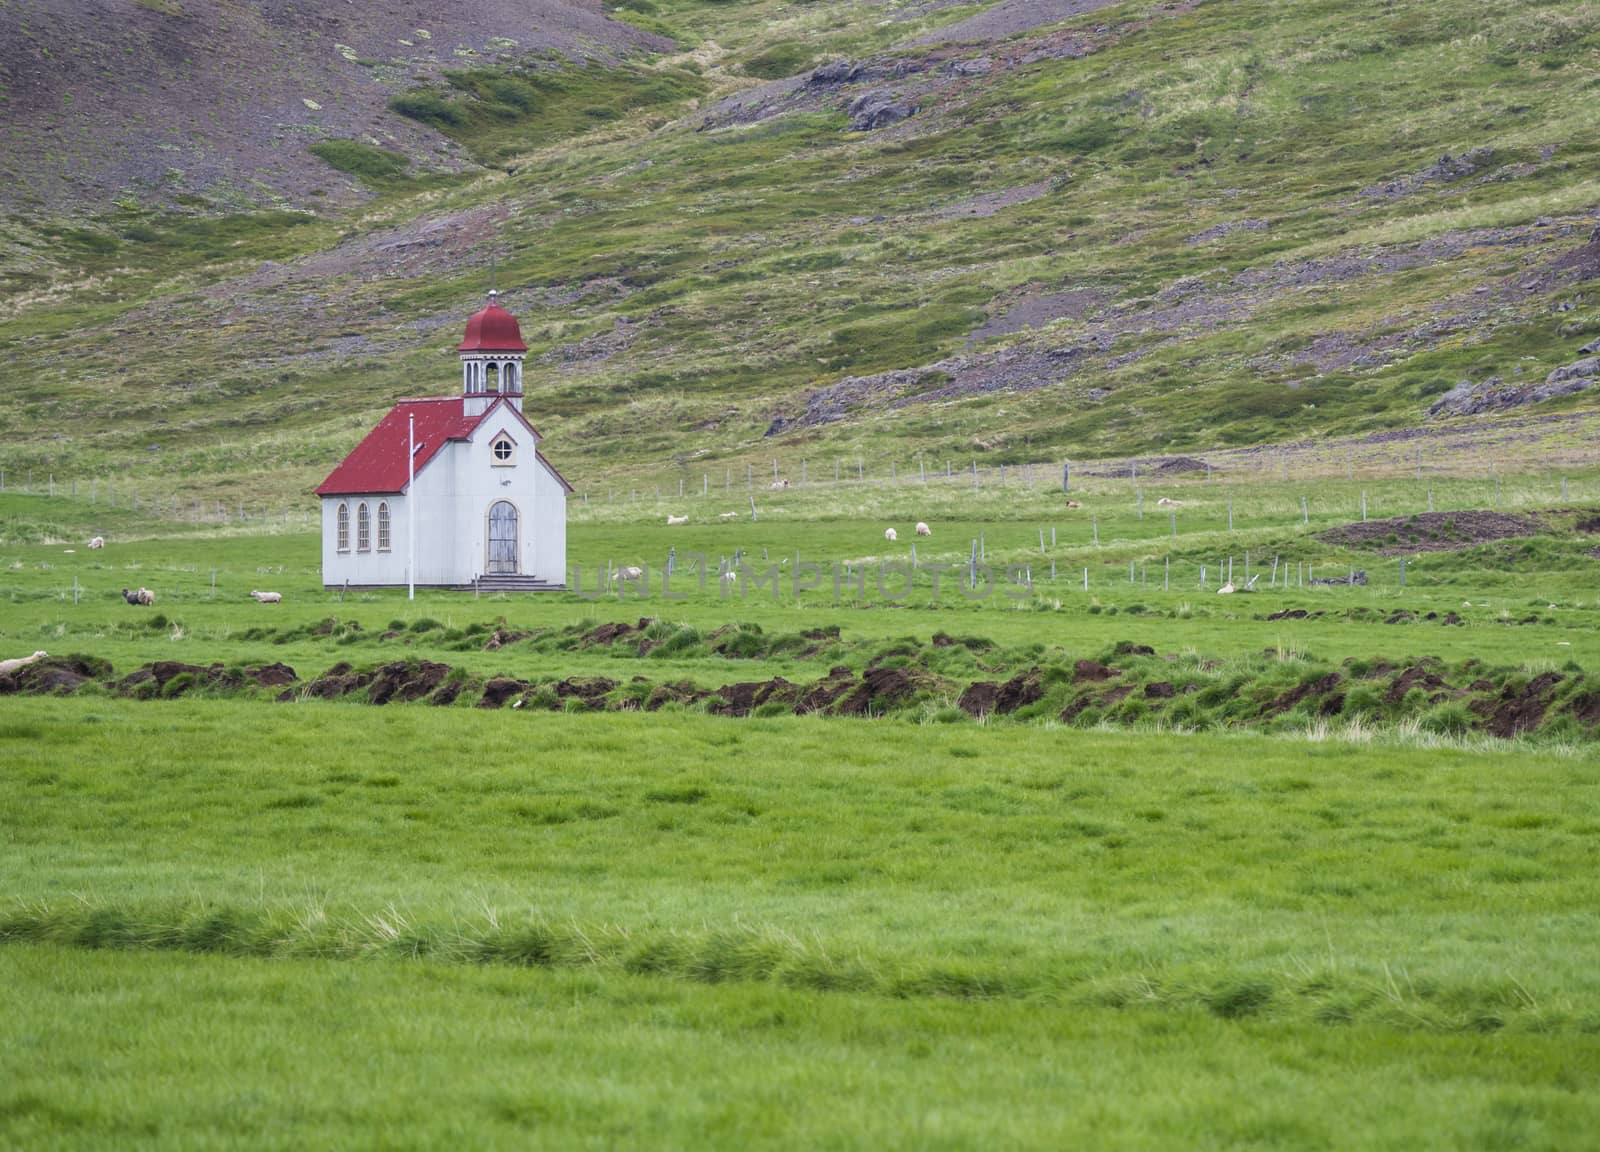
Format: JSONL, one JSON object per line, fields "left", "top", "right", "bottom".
{"left": 487, "top": 501, "right": 518, "bottom": 574}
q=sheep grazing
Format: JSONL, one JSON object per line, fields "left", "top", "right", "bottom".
{"left": 666, "top": 514, "right": 689, "bottom": 526}
{"left": 0, "top": 651, "right": 47, "bottom": 677}
{"left": 1156, "top": 497, "right": 1184, "bottom": 507}
{"left": 721, "top": 570, "right": 738, "bottom": 582}
{"left": 769, "top": 479, "right": 790, "bottom": 490}
{"left": 121, "top": 587, "right": 155, "bottom": 606}
{"left": 250, "top": 590, "right": 283, "bottom": 604}
{"left": 915, "top": 522, "right": 931, "bottom": 537}
{"left": 1063, "top": 500, "right": 1083, "bottom": 510}
{"left": 1217, "top": 582, "right": 1235, "bottom": 595}
{"left": 618, "top": 565, "right": 644, "bottom": 581}
{"left": 884, "top": 527, "right": 898, "bottom": 542}
{"left": 87, "top": 537, "right": 105, "bottom": 549}
{"left": 718, "top": 512, "right": 739, "bottom": 520}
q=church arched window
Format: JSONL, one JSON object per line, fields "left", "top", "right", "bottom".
{"left": 377, "top": 502, "right": 391, "bottom": 551}
{"left": 357, "top": 502, "right": 371, "bottom": 552}
{"left": 336, "top": 503, "right": 350, "bottom": 551}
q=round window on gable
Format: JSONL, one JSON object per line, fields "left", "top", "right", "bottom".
{"left": 491, "top": 435, "right": 515, "bottom": 464}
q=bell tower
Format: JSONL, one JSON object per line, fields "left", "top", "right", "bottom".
{"left": 458, "top": 290, "right": 529, "bottom": 417}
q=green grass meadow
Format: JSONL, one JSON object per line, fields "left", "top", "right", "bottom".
{"left": 4, "top": 480, "right": 1600, "bottom": 1147}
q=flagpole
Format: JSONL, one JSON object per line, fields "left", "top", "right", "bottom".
{"left": 407, "top": 411, "right": 416, "bottom": 602}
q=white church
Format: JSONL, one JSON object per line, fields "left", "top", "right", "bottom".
{"left": 316, "top": 292, "right": 571, "bottom": 590}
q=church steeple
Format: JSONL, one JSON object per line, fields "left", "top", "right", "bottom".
{"left": 458, "top": 291, "right": 528, "bottom": 417}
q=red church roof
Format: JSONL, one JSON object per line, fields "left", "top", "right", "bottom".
{"left": 315, "top": 397, "right": 571, "bottom": 496}
{"left": 458, "top": 297, "right": 527, "bottom": 352}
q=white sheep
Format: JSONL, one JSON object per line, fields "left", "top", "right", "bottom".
{"left": 884, "top": 528, "right": 898, "bottom": 542}
{"left": 1156, "top": 498, "right": 1184, "bottom": 507}
{"left": 0, "top": 651, "right": 47, "bottom": 677}
{"left": 87, "top": 537, "right": 105, "bottom": 549}
{"left": 915, "top": 522, "right": 931, "bottom": 537}
{"left": 769, "top": 479, "right": 790, "bottom": 490}
{"left": 250, "top": 590, "right": 283, "bottom": 603}
{"left": 1217, "top": 582, "right": 1235, "bottom": 595}
{"left": 718, "top": 512, "right": 739, "bottom": 520}
{"left": 618, "top": 565, "right": 644, "bottom": 581}
{"left": 722, "top": 570, "right": 738, "bottom": 582}
{"left": 666, "top": 514, "right": 688, "bottom": 526}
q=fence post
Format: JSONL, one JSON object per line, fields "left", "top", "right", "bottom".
{"left": 1039, "top": 528, "right": 1045, "bottom": 554}
{"left": 1062, "top": 462, "right": 1070, "bottom": 492}
{"left": 1302, "top": 496, "right": 1308, "bottom": 526}
{"left": 1171, "top": 511, "right": 1176, "bottom": 538}
{"left": 1164, "top": 556, "right": 1169, "bottom": 591}
{"left": 1228, "top": 497, "right": 1234, "bottom": 532}
{"left": 1092, "top": 516, "right": 1099, "bottom": 546}
{"left": 858, "top": 458, "right": 864, "bottom": 482}
{"left": 1137, "top": 488, "right": 1143, "bottom": 519}
{"left": 1361, "top": 490, "right": 1367, "bottom": 521}
{"left": 1083, "top": 567, "right": 1088, "bottom": 592}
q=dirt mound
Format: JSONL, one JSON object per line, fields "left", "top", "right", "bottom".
{"left": 552, "top": 677, "right": 617, "bottom": 711}
{"left": 1074, "top": 660, "right": 1119, "bottom": 682}
{"left": 247, "top": 663, "right": 298, "bottom": 688}
{"left": 478, "top": 678, "right": 527, "bottom": 709}
{"left": 1568, "top": 690, "right": 1600, "bottom": 728}
{"left": 958, "top": 681, "right": 1000, "bottom": 716}
{"left": 959, "top": 670, "right": 1044, "bottom": 716}
{"left": 645, "top": 681, "right": 705, "bottom": 711}
{"left": 0, "top": 655, "right": 106, "bottom": 695}
{"left": 583, "top": 619, "right": 650, "bottom": 647}
{"left": 1267, "top": 673, "right": 1343, "bottom": 716}
{"left": 367, "top": 661, "right": 451, "bottom": 705}
{"left": 710, "top": 678, "right": 800, "bottom": 717}
{"left": 1320, "top": 511, "right": 1541, "bottom": 555}
{"left": 482, "top": 630, "right": 531, "bottom": 651}
{"left": 1476, "top": 672, "right": 1565, "bottom": 738}
{"left": 117, "top": 661, "right": 245, "bottom": 697}
{"left": 1386, "top": 666, "right": 1450, "bottom": 704}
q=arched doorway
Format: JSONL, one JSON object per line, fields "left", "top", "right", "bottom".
{"left": 487, "top": 501, "right": 518, "bottom": 574}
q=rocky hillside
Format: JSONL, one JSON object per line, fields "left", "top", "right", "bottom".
{"left": 0, "top": 0, "right": 666, "bottom": 211}
{"left": 1, "top": 0, "right": 1598, "bottom": 500}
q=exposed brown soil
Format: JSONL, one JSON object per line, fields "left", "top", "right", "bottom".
{"left": 1267, "top": 673, "right": 1343, "bottom": 716}
{"left": 1320, "top": 511, "right": 1543, "bottom": 555}
{"left": 1476, "top": 672, "right": 1565, "bottom": 739}
{"left": 367, "top": 660, "right": 452, "bottom": 705}
{"left": 478, "top": 678, "right": 528, "bottom": 709}
{"left": 959, "top": 669, "right": 1044, "bottom": 716}
{"left": 709, "top": 678, "right": 801, "bottom": 717}
{"left": 1073, "top": 660, "right": 1119, "bottom": 682}
{"left": 1386, "top": 665, "right": 1450, "bottom": 704}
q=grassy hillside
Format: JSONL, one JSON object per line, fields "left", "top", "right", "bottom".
{"left": 1, "top": 0, "right": 1598, "bottom": 502}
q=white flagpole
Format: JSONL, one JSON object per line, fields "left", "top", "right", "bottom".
{"left": 408, "top": 411, "right": 416, "bottom": 602}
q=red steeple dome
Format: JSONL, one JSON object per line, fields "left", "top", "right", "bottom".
{"left": 458, "top": 292, "right": 527, "bottom": 352}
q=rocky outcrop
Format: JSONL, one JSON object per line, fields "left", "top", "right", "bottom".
{"left": 847, "top": 90, "right": 919, "bottom": 131}
{"left": 1427, "top": 358, "right": 1600, "bottom": 419}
